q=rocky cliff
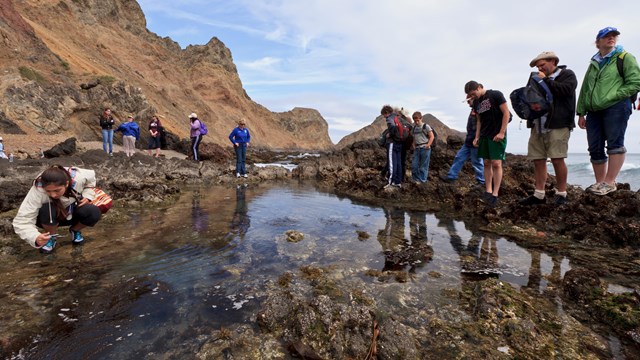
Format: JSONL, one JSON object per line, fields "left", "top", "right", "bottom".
{"left": 0, "top": 0, "right": 334, "bottom": 154}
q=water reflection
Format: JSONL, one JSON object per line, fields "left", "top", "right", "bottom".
{"left": 11, "top": 184, "right": 579, "bottom": 358}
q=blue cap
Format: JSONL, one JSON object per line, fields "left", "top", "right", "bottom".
{"left": 596, "top": 27, "right": 620, "bottom": 40}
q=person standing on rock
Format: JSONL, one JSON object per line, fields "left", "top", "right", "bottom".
{"left": 229, "top": 119, "right": 251, "bottom": 178}
{"left": 465, "top": 81, "right": 510, "bottom": 207}
{"left": 381, "top": 105, "right": 403, "bottom": 188}
{"left": 0, "top": 137, "right": 8, "bottom": 159}
{"left": 441, "top": 99, "right": 485, "bottom": 185}
{"left": 12, "top": 165, "right": 103, "bottom": 254}
{"left": 115, "top": 115, "right": 140, "bottom": 157}
{"left": 99, "top": 108, "right": 115, "bottom": 156}
{"left": 577, "top": 27, "right": 640, "bottom": 195}
{"left": 189, "top": 113, "right": 203, "bottom": 161}
{"left": 518, "top": 51, "right": 577, "bottom": 206}
{"left": 147, "top": 115, "right": 162, "bottom": 158}
{"left": 410, "top": 111, "right": 434, "bottom": 184}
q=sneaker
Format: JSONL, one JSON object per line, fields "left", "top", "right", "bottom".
{"left": 440, "top": 175, "right": 456, "bottom": 183}
{"left": 487, "top": 195, "right": 498, "bottom": 208}
{"left": 585, "top": 183, "right": 601, "bottom": 193}
{"left": 236, "top": 173, "right": 240, "bottom": 178}
{"left": 553, "top": 195, "right": 568, "bottom": 205}
{"left": 592, "top": 183, "right": 616, "bottom": 196}
{"left": 482, "top": 192, "right": 493, "bottom": 202}
{"left": 109, "top": 153, "right": 113, "bottom": 157}
{"left": 242, "top": 174, "right": 248, "bottom": 178}
{"left": 70, "top": 228, "right": 84, "bottom": 244}
{"left": 40, "top": 237, "right": 57, "bottom": 254}
{"left": 392, "top": 183, "right": 402, "bottom": 188}
{"left": 518, "top": 195, "right": 546, "bottom": 206}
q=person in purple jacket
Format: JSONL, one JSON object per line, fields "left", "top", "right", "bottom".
{"left": 229, "top": 119, "right": 251, "bottom": 178}
{"left": 189, "top": 113, "right": 203, "bottom": 161}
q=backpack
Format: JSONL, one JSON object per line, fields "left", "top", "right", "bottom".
{"left": 419, "top": 123, "right": 438, "bottom": 148}
{"left": 377, "top": 129, "right": 389, "bottom": 147}
{"left": 392, "top": 116, "right": 411, "bottom": 142}
{"left": 616, "top": 51, "right": 639, "bottom": 109}
{"left": 199, "top": 120, "right": 208, "bottom": 135}
{"left": 510, "top": 73, "right": 554, "bottom": 122}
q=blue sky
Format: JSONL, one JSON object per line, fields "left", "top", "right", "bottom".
{"left": 138, "top": 0, "right": 640, "bottom": 154}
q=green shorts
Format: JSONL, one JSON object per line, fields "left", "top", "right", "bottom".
{"left": 477, "top": 136, "right": 507, "bottom": 161}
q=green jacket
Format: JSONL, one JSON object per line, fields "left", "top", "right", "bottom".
{"left": 576, "top": 48, "right": 640, "bottom": 115}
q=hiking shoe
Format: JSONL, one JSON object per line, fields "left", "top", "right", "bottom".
{"left": 518, "top": 195, "right": 546, "bottom": 206}
{"left": 236, "top": 173, "right": 240, "bottom": 178}
{"left": 70, "top": 228, "right": 84, "bottom": 244}
{"left": 553, "top": 195, "right": 568, "bottom": 205}
{"left": 482, "top": 192, "right": 493, "bottom": 202}
{"left": 592, "top": 183, "right": 616, "bottom": 196}
{"left": 40, "top": 237, "right": 57, "bottom": 254}
{"left": 440, "top": 175, "right": 456, "bottom": 183}
{"left": 487, "top": 195, "right": 498, "bottom": 208}
{"left": 585, "top": 183, "right": 601, "bottom": 193}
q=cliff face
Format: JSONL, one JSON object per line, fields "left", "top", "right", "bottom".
{"left": 336, "top": 113, "right": 466, "bottom": 149}
{"left": 0, "top": 0, "right": 334, "bottom": 153}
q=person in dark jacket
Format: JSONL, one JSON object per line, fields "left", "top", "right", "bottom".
{"left": 441, "top": 98, "right": 485, "bottom": 184}
{"left": 381, "top": 105, "right": 403, "bottom": 188}
{"left": 519, "top": 51, "right": 577, "bottom": 206}
{"left": 99, "top": 108, "right": 115, "bottom": 156}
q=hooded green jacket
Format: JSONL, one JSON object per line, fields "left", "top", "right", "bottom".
{"left": 576, "top": 47, "right": 640, "bottom": 115}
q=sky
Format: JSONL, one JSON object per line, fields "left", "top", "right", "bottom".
{"left": 137, "top": 0, "right": 640, "bottom": 154}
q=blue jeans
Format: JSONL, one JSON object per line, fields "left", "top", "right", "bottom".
{"left": 235, "top": 143, "right": 247, "bottom": 175}
{"left": 586, "top": 99, "right": 632, "bottom": 164}
{"left": 101, "top": 129, "right": 113, "bottom": 153}
{"left": 388, "top": 142, "right": 403, "bottom": 185}
{"left": 411, "top": 147, "right": 431, "bottom": 183}
{"left": 446, "top": 144, "right": 485, "bottom": 184}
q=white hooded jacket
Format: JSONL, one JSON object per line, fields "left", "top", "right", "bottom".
{"left": 12, "top": 167, "right": 97, "bottom": 248}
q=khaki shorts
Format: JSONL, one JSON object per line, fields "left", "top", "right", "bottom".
{"left": 527, "top": 128, "right": 570, "bottom": 160}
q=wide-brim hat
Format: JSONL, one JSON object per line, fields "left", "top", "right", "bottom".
{"left": 189, "top": 112, "right": 198, "bottom": 119}
{"left": 529, "top": 51, "right": 559, "bottom": 67}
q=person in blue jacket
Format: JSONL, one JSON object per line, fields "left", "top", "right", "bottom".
{"left": 115, "top": 115, "right": 140, "bottom": 157}
{"left": 229, "top": 119, "right": 251, "bottom": 178}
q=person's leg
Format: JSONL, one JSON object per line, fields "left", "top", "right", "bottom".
{"left": 108, "top": 130, "right": 114, "bottom": 154}
{"left": 605, "top": 154, "right": 625, "bottom": 184}
{"left": 447, "top": 145, "right": 471, "bottom": 180}
{"left": 387, "top": 143, "right": 394, "bottom": 185}
{"left": 490, "top": 160, "right": 503, "bottom": 197}
{"left": 411, "top": 149, "right": 420, "bottom": 182}
{"left": 392, "top": 143, "right": 403, "bottom": 185}
{"left": 550, "top": 158, "right": 568, "bottom": 192}
{"left": 470, "top": 147, "right": 485, "bottom": 184}
{"left": 533, "top": 159, "right": 547, "bottom": 191}
{"left": 191, "top": 136, "right": 197, "bottom": 160}
{"left": 240, "top": 144, "right": 247, "bottom": 175}
{"left": 483, "top": 159, "right": 493, "bottom": 194}
{"left": 603, "top": 99, "right": 632, "bottom": 185}
{"left": 69, "top": 204, "right": 102, "bottom": 243}
{"left": 585, "top": 110, "right": 607, "bottom": 184}
{"left": 195, "top": 135, "right": 202, "bottom": 161}
{"left": 235, "top": 145, "right": 242, "bottom": 175}
{"left": 423, "top": 148, "right": 431, "bottom": 182}
{"left": 102, "top": 129, "right": 108, "bottom": 152}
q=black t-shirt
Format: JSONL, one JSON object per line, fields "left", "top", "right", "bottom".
{"left": 474, "top": 90, "right": 507, "bottom": 138}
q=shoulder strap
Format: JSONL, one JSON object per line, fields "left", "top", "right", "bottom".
{"left": 616, "top": 51, "right": 627, "bottom": 80}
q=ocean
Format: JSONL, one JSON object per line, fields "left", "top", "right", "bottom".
{"left": 545, "top": 153, "right": 640, "bottom": 191}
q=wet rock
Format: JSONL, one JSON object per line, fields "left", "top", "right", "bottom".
{"left": 562, "top": 268, "right": 604, "bottom": 303}
{"left": 43, "top": 137, "right": 77, "bottom": 158}
{"left": 285, "top": 230, "right": 304, "bottom": 243}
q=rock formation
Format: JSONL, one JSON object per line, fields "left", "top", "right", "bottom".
{"left": 0, "top": 0, "right": 334, "bottom": 153}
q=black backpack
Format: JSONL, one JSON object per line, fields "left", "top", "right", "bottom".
{"left": 510, "top": 73, "right": 554, "bottom": 122}
{"left": 616, "top": 51, "right": 639, "bottom": 109}
{"left": 377, "top": 129, "right": 389, "bottom": 147}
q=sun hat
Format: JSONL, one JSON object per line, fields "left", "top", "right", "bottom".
{"left": 0, "top": 137, "right": 3, "bottom": 141}
{"left": 189, "top": 113, "right": 198, "bottom": 119}
{"left": 596, "top": 26, "right": 620, "bottom": 40}
{"left": 529, "top": 51, "right": 559, "bottom": 67}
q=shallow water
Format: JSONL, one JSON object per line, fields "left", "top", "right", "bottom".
{"left": 8, "top": 183, "right": 579, "bottom": 358}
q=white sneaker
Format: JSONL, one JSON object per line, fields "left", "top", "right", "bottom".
{"left": 242, "top": 174, "right": 248, "bottom": 178}
{"left": 236, "top": 173, "right": 240, "bottom": 178}
{"left": 585, "top": 183, "right": 601, "bottom": 193}
{"left": 592, "top": 183, "right": 616, "bottom": 196}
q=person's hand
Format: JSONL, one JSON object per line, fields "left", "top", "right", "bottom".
{"left": 493, "top": 132, "right": 505, "bottom": 142}
{"left": 77, "top": 197, "right": 91, "bottom": 207}
{"left": 234, "top": 143, "right": 238, "bottom": 147}
{"left": 537, "top": 71, "right": 546, "bottom": 79}
{"left": 35, "top": 232, "right": 52, "bottom": 247}
{"left": 473, "top": 138, "right": 479, "bottom": 147}
{"left": 578, "top": 116, "right": 586, "bottom": 129}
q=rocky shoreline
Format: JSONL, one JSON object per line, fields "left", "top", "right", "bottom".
{"left": 0, "top": 138, "right": 639, "bottom": 359}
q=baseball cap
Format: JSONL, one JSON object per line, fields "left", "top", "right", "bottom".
{"left": 596, "top": 27, "right": 620, "bottom": 40}
{"left": 189, "top": 113, "right": 198, "bottom": 119}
